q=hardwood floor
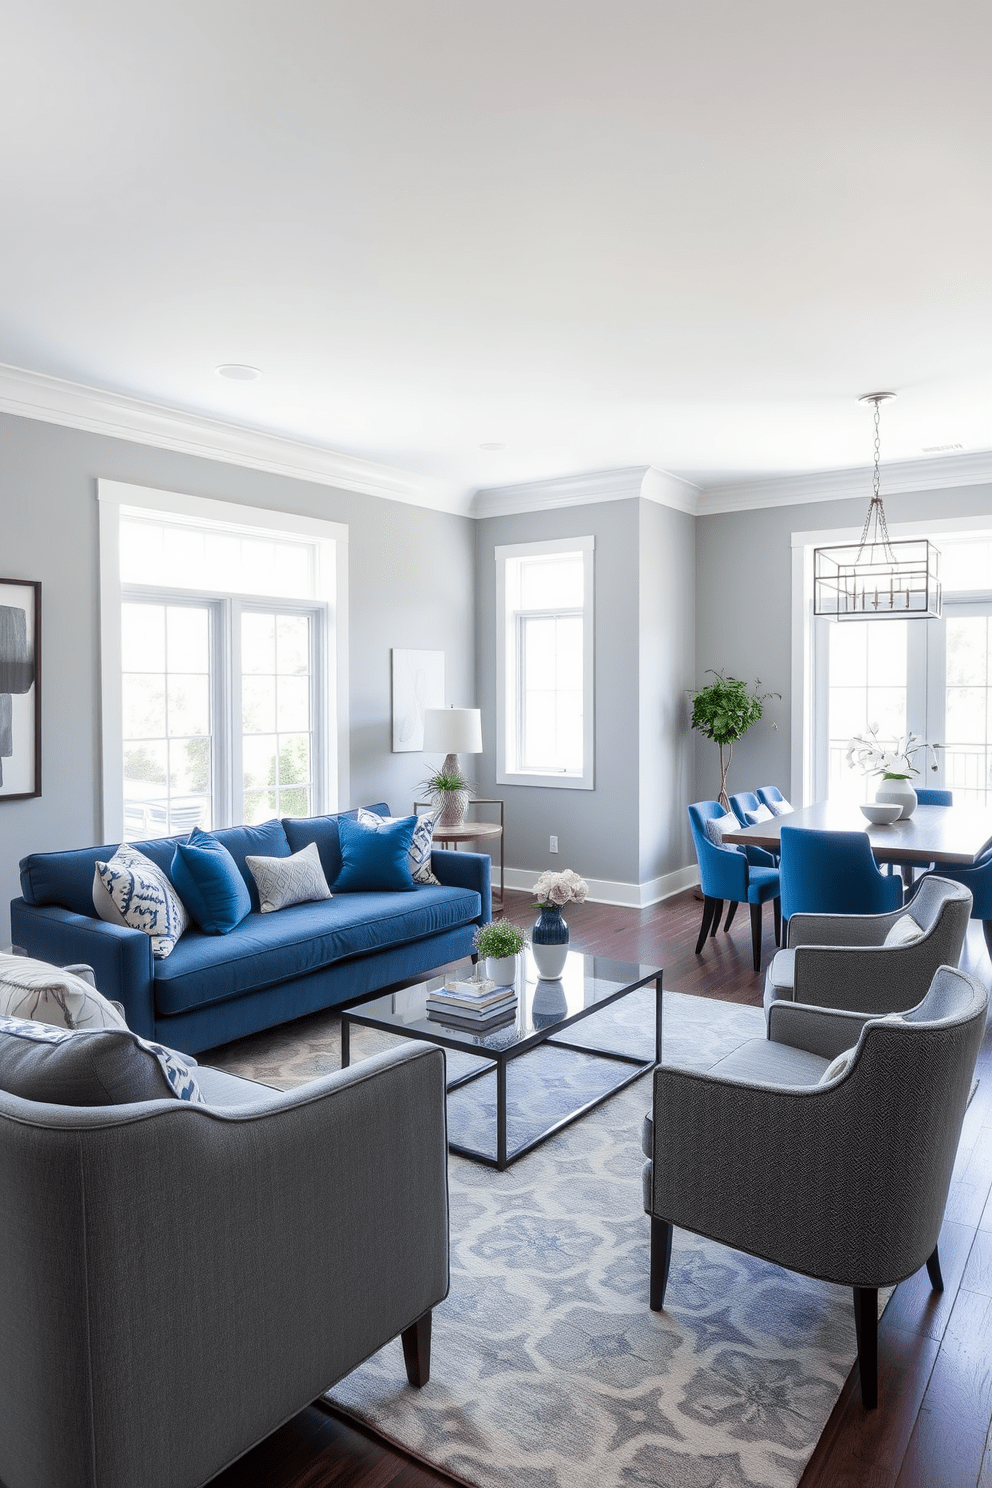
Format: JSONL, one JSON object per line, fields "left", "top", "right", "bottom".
{"left": 211, "top": 887, "right": 992, "bottom": 1488}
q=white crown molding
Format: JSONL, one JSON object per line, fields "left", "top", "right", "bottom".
{"left": 696, "top": 449, "right": 992, "bottom": 516}
{"left": 472, "top": 464, "right": 701, "bottom": 519}
{"left": 0, "top": 362, "right": 470, "bottom": 515}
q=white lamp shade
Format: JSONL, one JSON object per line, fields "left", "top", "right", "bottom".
{"left": 422, "top": 707, "right": 483, "bottom": 754}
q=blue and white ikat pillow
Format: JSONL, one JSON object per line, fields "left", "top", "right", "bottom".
{"left": 95, "top": 843, "right": 188, "bottom": 958}
{"left": 357, "top": 807, "right": 440, "bottom": 885}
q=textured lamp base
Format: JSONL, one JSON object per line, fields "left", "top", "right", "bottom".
{"left": 435, "top": 753, "right": 470, "bottom": 828}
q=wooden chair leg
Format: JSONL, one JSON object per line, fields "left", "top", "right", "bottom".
{"left": 401, "top": 1311, "right": 432, "bottom": 1387}
{"left": 926, "top": 1245, "right": 944, "bottom": 1292}
{"left": 709, "top": 899, "right": 724, "bottom": 937}
{"left": 723, "top": 901, "right": 738, "bottom": 932}
{"left": 695, "top": 897, "right": 718, "bottom": 954}
{"left": 853, "top": 1287, "right": 878, "bottom": 1409}
{"left": 650, "top": 1216, "right": 673, "bottom": 1311}
{"left": 749, "top": 902, "right": 763, "bottom": 973}
{"left": 773, "top": 896, "right": 782, "bottom": 947}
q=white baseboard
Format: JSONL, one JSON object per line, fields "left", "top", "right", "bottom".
{"left": 501, "top": 864, "right": 699, "bottom": 910}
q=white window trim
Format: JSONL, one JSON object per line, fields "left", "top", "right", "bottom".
{"left": 98, "top": 479, "right": 349, "bottom": 839}
{"left": 494, "top": 534, "right": 595, "bottom": 791}
{"left": 792, "top": 512, "right": 992, "bottom": 807}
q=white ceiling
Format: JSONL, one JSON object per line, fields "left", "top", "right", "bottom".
{"left": 3, "top": 1, "right": 991, "bottom": 504}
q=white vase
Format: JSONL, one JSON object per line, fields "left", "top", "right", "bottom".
{"left": 875, "top": 777, "right": 917, "bottom": 819}
{"left": 485, "top": 954, "right": 517, "bottom": 987}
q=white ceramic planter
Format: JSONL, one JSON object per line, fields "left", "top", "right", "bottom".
{"left": 875, "top": 777, "right": 917, "bottom": 819}
{"left": 485, "top": 954, "right": 518, "bottom": 987}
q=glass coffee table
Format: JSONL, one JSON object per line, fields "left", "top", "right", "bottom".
{"left": 341, "top": 949, "right": 663, "bottom": 1170}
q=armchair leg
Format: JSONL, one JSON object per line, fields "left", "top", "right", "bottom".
{"left": 709, "top": 900, "right": 724, "bottom": 937}
{"left": 723, "top": 901, "right": 738, "bottom": 932}
{"left": 650, "top": 1217, "right": 673, "bottom": 1311}
{"left": 926, "top": 1245, "right": 944, "bottom": 1292}
{"left": 749, "top": 903, "right": 763, "bottom": 974}
{"left": 773, "top": 897, "right": 781, "bottom": 947}
{"left": 853, "top": 1287, "right": 878, "bottom": 1409}
{"left": 401, "top": 1311, "right": 432, "bottom": 1387}
{"left": 695, "top": 897, "right": 718, "bottom": 954}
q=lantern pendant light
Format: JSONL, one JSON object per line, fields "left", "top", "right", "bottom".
{"left": 813, "top": 393, "right": 941, "bottom": 620}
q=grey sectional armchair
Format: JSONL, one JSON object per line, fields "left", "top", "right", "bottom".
{"left": 0, "top": 1041, "right": 449, "bottom": 1488}
{"left": 763, "top": 875, "right": 972, "bottom": 1019}
{"left": 642, "top": 965, "right": 988, "bottom": 1408}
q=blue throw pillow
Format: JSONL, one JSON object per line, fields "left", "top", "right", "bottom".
{"left": 333, "top": 814, "right": 417, "bottom": 892}
{"left": 171, "top": 827, "right": 252, "bottom": 934}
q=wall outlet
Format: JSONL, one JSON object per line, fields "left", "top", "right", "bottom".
{"left": 549, "top": 835, "right": 559, "bottom": 853}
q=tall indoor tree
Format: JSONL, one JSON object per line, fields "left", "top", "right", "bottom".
{"left": 690, "top": 671, "right": 779, "bottom": 809}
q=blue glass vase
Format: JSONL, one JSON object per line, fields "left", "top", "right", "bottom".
{"left": 532, "top": 905, "right": 569, "bottom": 979}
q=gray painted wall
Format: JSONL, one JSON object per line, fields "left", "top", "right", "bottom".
{"left": 694, "top": 481, "right": 992, "bottom": 808}
{"left": 0, "top": 412, "right": 475, "bottom": 943}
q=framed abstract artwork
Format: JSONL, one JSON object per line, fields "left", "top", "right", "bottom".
{"left": 391, "top": 649, "right": 444, "bottom": 752}
{"left": 0, "top": 579, "right": 41, "bottom": 801}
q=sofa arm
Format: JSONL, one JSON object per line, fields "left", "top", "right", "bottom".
{"left": 8, "top": 899, "right": 156, "bottom": 1037}
{"left": 432, "top": 848, "right": 491, "bottom": 923}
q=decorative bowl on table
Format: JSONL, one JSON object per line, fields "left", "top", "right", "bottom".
{"left": 859, "top": 802, "right": 902, "bottom": 825}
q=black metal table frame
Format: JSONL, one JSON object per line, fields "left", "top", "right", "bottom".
{"left": 341, "top": 968, "right": 663, "bottom": 1170}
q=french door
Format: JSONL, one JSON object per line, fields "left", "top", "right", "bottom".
{"left": 815, "top": 597, "right": 992, "bottom": 805}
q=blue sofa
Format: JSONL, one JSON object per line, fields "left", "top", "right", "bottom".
{"left": 10, "top": 804, "right": 490, "bottom": 1054}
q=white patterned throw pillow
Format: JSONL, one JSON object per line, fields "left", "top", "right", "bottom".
{"left": 703, "top": 812, "right": 740, "bottom": 849}
{"left": 768, "top": 796, "right": 794, "bottom": 816}
{"left": 357, "top": 807, "right": 440, "bottom": 885}
{"left": 744, "top": 803, "right": 774, "bottom": 825}
{"left": 246, "top": 841, "right": 333, "bottom": 913}
{"left": 0, "top": 952, "right": 129, "bottom": 1031}
{"left": 94, "top": 844, "right": 188, "bottom": 958}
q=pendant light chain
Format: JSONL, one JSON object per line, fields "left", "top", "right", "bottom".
{"left": 857, "top": 395, "right": 893, "bottom": 559}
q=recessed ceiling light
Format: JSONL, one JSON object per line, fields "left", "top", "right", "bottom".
{"left": 215, "top": 364, "right": 262, "bottom": 381}
{"left": 479, "top": 442, "right": 506, "bottom": 451}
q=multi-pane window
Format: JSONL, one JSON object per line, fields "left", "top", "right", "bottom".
{"left": 496, "top": 537, "right": 594, "bottom": 789}
{"left": 117, "top": 509, "right": 326, "bottom": 839}
{"left": 943, "top": 615, "right": 992, "bottom": 804}
{"left": 824, "top": 620, "right": 908, "bottom": 802}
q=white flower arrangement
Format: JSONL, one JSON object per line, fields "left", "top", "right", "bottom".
{"left": 533, "top": 869, "right": 589, "bottom": 908}
{"left": 845, "top": 725, "right": 942, "bottom": 781}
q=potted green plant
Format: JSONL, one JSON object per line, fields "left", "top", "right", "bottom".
{"left": 690, "top": 670, "right": 779, "bottom": 809}
{"left": 474, "top": 921, "right": 525, "bottom": 986}
{"left": 420, "top": 767, "right": 471, "bottom": 831}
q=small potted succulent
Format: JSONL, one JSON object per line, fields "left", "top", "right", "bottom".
{"left": 420, "top": 766, "right": 471, "bottom": 830}
{"left": 474, "top": 920, "right": 525, "bottom": 987}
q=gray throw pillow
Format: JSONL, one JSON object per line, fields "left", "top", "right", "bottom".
{"left": 0, "top": 1015, "right": 204, "bottom": 1106}
{"left": 246, "top": 840, "right": 332, "bottom": 914}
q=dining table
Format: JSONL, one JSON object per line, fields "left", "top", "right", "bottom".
{"left": 723, "top": 800, "right": 992, "bottom": 893}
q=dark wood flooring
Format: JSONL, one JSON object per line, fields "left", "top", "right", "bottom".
{"left": 211, "top": 887, "right": 992, "bottom": 1488}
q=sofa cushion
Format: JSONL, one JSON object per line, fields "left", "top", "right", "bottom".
{"left": 0, "top": 1015, "right": 204, "bottom": 1105}
{"left": 283, "top": 804, "right": 388, "bottom": 889}
{"left": 151, "top": 884, "right": 481, "bottom": 1016}
{"left": 333, "top": 814, "right": 417, "bottom": 892}
{"left": 171, "top": 828, "right": 253, "bottom": 934}
{"left": 0, "top": 952, "right": 128, "bottom": 1031}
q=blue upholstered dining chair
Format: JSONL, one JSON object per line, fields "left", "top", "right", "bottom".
{"left": 779, "top": 826, "right": 904, "bottom": 928}
{"left": 728, "top": 791, "right": 773, "bottom": 827}
{"left": 688, "top": 802, "right": 781, "bottom": 973}
{"left": 920, "top": 843, "right": 992, "bottom": 959}
{"left": 756, "top": 785, "right": 793, "bottom": 816}
{"left": 916, "top": 788, "right": 953, "bottom": 806}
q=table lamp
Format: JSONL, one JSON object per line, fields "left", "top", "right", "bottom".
{"left": 422, "top": 706, "right": 483, "bottom": 829}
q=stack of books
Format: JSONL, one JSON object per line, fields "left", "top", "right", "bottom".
{"left": 426, "top": 977, "right": 517, "bottom": 1033}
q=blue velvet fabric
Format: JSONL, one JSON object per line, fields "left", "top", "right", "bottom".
{"left": 332, "top": 813, "right": 417, "bottom": 892}
{"left": 756, "top": 785, "right": 789, "bottom": 813}
{"left": 688, "top": 801, "right": 780, "bottom": 905}
{"left": 920, "top": 848, "right": 992, "bottom": 919}
{"left": 915, "top": 788, "right": 953, "bottom": 806}
{"left": 779, "top": 825, "right": 903, "bottom": 920}
{"left": 152, "top": 885, "right": 481, "bottom": 1015}
{"left": 283, "top": 803, "right": 388, "bottom": 888}
{"left": 171, "top": 828, "right": 252, "bottom": 934}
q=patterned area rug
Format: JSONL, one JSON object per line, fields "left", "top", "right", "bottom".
{"left": 209, "top": 990, "right": 873, "bottom": 1488}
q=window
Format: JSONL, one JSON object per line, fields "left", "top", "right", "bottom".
{"left": 495, "top": 537, "right": 594, "bottom": 789}
{"left": 99, "top": 483, "right": 348, "bottom": 841}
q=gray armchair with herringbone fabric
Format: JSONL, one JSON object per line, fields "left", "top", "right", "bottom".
{"left": 643, "top": 965, "right": 987, "bottom": 1408}
{"left": 0, "top": 1041, "right": 449, "bottom": 1488}
{"left": 763, "top": 875, "right": 972, "bottom": 1020}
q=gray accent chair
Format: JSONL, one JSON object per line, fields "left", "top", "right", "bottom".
{"left": 763, "top": 875, "right": 972, "bottom": 1021}
{"left": 642, "top": 965, "right": 988, "bottom": 1408}
{"left": 0, "top": 1041, "right": 449, "bottom": 1488}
